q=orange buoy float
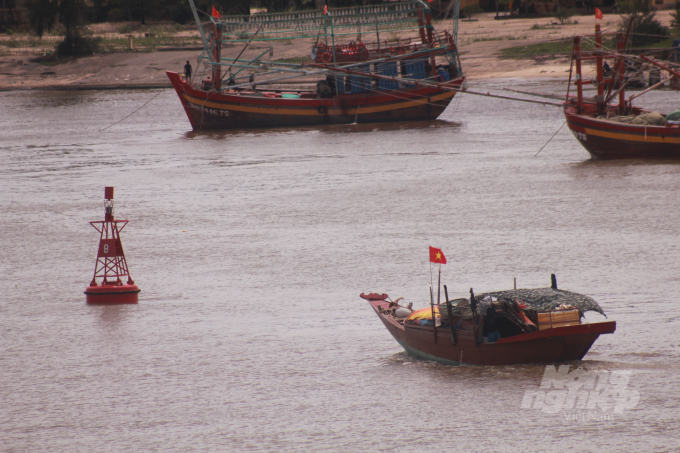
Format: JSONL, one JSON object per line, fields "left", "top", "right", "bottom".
{"left": 84, "top": 187, "right": 140, "bottom": 304}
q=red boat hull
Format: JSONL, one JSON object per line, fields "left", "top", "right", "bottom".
{"left": 84, "top": 284, "right": 140, "bottom": 304}
{"left": 369, "top": 299, "right": 615, "bottom": 366}
{"left": 167, "top": 71, "right": 464, "bottom": 130}
{"left": 564, "top": 106, "right": 680, "bottom": 159}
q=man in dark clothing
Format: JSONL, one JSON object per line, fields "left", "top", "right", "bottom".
{"left": 184, "top": 61, "right": 192, "bottom": 81}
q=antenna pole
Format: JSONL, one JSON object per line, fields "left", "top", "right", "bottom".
{"left": 452, "top": 0, "right": 460, "bottom": 47}
{"left": 437, "top": 265, "right": 441, "bottom": 305}
{"left": 187, "top": 0, "right": 208, "bottom": 48}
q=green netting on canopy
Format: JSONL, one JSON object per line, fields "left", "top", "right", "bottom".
{"left": 482, "top": 288, "right": 606, "bottom": 317}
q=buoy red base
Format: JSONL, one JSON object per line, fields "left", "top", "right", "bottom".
{"left": 84, "top": 283, "right": 141, "bottom": 304}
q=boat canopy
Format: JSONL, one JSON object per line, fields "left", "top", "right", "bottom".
{"left": 482, "top": 288, "right": 606, "bottom": 317}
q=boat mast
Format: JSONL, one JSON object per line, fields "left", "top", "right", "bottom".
{"left": 574, "top": 36, "right": 583, "bottom": 113}
{"left": 595, "top": 24, "right": 605, "bottom": 115}
{"left": 452, "top": 0, "right": 460, "bottom": 47}
{"left": 424, "top": 4, "right": 436, "bottom": 76}
{"left": 430, "top": 287, "right": 438, "bottom": 343}
{"left": 417, "top": 5, "right": 427, "bottom": 45}
{"left": 612, "top": 18, "right": 635, "bottom": 114}
{"left": 211, "top": 20, "right": 222, "bottom": 90}
{"left": 444, "top": 285, "right": 456, "bottom": 346}
{"left": 615, "top": 31, "right": 627, "bottom": 114}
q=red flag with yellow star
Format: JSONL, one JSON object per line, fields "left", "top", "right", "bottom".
{"left": 595, "top": 8, "right": 603, "bottom": 20}
{"left": 429, "top": 246, "right": 447, "bottom": 264}
{"left": 212, "top": 6, "right": 221, "bottom": 18}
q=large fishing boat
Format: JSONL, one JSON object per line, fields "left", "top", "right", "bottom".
{"left": 361, "top": 275, "right": 615, "bottom": 366}
{"left": 166, "top": 1, "right": 465, "bottom": 130}
{"left": 564, "top": 24, "right": 680, "bottom": 159}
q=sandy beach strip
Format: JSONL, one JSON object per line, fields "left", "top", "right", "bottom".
{"left": 0, "top": 11, "right": 673, "bottom": 91}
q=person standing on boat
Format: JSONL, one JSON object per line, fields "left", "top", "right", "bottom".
{"left": 184, "top": 61, "right": 192, "bottom": 81}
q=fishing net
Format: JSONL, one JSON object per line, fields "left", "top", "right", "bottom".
{"left": 603, "top": 112, "right": 667, "bottom": 126}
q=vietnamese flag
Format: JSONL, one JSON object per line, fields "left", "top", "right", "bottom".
{"left": 212, "top": 6, "right": 221, "bottom": 18}
{"left": 429, "top": 246, "right": 447, "bottom": 264}
{"left": 323, "top": 3, "right": 328, "bottom": 14}
{"left": 595, "top": 8, "right": 603, "bottom": 20}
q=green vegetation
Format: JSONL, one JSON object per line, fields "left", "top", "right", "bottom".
{"left": 3, "top": 34, "right": 48, "bottom": 49}
{"left": 554, "top": 5, "right": 575, "bottom": 25}
{"left": 25, "top": 0, "right": 58, "bottom": 40}
{"left": 500, "top": 34, "right": 679, "bottom": 60}
{"left": 57, "top": 0, "right": 103, "bottom": 56}
{"left": 96, "top": 34, "right": 202, "bottom": 52}
{"left": 470, "top": 34, "right": 529, "bottom": 43}
{"left": 21, "top": 0, "right": 103, "bottom": 56}
{"left": 0, "top": 33, "right": 202, "bottom": 56}
{"left": 618, "top": 0, "right": 670, "bottom": 47}
{"left": 672, "top": 1, "right": 680, "bottom": 29}
{"left": 530, "top": 23, "right": 556, "bottom": 30}
{"left": 500, "top": 39, "right": 574, "bottom": 59}
{"left": 624, "top": 14, "right": 670, "bottom": 47}
{"left": 274, "top": 56, "right": 311, "bottom": 65}
{"left": 57, "top": 34, "right": 102, "bottom": 55}
{"left": 462, "top": 5, "right": 483, "bottom": 20}
{"left": 496, "top": 0, "right": 512, "bottom": 15}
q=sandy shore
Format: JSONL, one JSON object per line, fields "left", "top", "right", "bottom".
{"left": 0, "top": 11, "right": 673, "bottom": 91}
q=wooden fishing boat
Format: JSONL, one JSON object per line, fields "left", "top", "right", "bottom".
{"left": 564, "top": 25, "right": 680, "bottom": 159}
{"left": 361, "top": 277, "right": 616, "bottom": 366}
{"left": 167, "top": 1, "right": 465, "bottom": 130}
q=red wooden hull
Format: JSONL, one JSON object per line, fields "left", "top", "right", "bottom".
{"left": 565, "top": 106, "right": 680, "bottom": 159}
{"left": 368, "top": 299, "right": 615, "bottom": 366}
{"left": 84, "top": 284, "right": 140, "bottom": 304}
{"left": 167, "top": 71, "right": 464, "bottom": 131}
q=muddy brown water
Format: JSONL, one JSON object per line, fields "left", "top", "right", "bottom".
{"left": 1, "top": 79, "right": 679, "bottom": 452}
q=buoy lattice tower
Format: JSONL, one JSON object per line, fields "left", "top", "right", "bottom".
{"left": 84, "top": 187, "right": 140, "bottom": 304}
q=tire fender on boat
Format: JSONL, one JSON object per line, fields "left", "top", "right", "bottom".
{"left": 318, "top": 105, "right": 327, "bottom": 115}
{"left": 319, "top": 51, "right": 332, "bottom": 63}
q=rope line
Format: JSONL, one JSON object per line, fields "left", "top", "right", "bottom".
{"left": 97, "top": 89, "right": 166, "bottom": 133}
{"left": 535, "top": 120, "right": 566, "bottom": 157}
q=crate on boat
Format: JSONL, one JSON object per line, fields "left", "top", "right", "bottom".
{"left": 539, "top": 321, "right": 579, "bottom": 330}
{"left": 538, "top": 309, "right": 580, "bottom": 330}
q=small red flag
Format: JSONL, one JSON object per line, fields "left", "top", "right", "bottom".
{"left": 323, "top": 4, "right": 328, "bottom": 14}
{"left": 595, "top": 8, "right": 603, "bottom": 20}
{"left": 429, "top": 246, "right": 447, "bottom": 264}
{"left": 212, "top": 6, "right": 221, "bottom": 18}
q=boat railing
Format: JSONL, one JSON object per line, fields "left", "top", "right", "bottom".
{"left": 212, "top": 1, "right": 423, "bottom": 44}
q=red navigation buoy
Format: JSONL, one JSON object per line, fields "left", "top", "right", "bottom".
{"left": 84, "top": 187, "right": 140, "bottom": 304}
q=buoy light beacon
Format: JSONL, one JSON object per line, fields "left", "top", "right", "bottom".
{"left": 84, "top": 187, "right": 141, "bottom": 304}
